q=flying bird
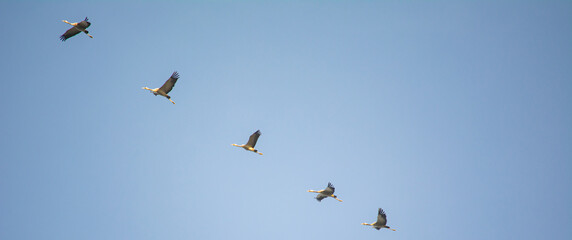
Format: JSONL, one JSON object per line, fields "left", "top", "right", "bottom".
{"left": 231, "top": 130, "right": 263, "bottom": 155}
{"left": 361, "top": 208, "right": 396, "bottom": 231}
{"left": 142, "top": 71, "right": 180, "bottom": 104}
{"left": 307, "top": 182, "right": 343, "bottom": 202}
{"left": 60, "top": 17, "right": 93, "bottom": 41}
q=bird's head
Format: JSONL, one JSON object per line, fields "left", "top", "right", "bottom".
{"left": 142, "top": 87, "right": 150, "bottom": 90}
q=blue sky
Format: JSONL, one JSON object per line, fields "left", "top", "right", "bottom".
{"left": 0, "top": 1, "right": 571, "bottom": 239}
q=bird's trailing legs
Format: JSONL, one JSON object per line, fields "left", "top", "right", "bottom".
{"left": 332, "top": 195, "right": 343, "bottom": 202}
{"left": 248, "top": 146, "right": 263, "bottom": 155}
{"left": 168, "top": 98, "right": 175, "bottom": 104}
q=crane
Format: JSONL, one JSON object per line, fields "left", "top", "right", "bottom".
{"left": 307, "top": 182, "right": 343, "bottom": 202}
{"left": 361, "top": 208, "right": 396, "bottom": 231}
{"left": 231, "top": 130, "right": 263, "bottom": 155}
{"left": 60, "top": 17, "right": 93, "bottom": 41}
{"left": 142, "top": 71, "right": 180, "bottom": 104}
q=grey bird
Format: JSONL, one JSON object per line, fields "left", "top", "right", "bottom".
{"left": 307, "top": 182, "right": 343, "bottom": 202}
{"left": 361, "top": 208, "right": 396, "bottom": 231}
{"left": 232, "top": 130, "right": 263, "bottom": 155}
{"left": 142, "top": 71, "right": 180, "bottom": 104}
{"left": 60, "top": 17, "right": 93, "bottom": 41}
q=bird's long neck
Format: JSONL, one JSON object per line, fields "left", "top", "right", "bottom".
{"left": 62, "top": 20, "right": 77, "bottom": 26}
{"left": 307, "top": 190, "right": 320, "bottom": 193}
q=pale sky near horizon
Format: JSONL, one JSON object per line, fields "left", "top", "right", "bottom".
{"left": 1, "top": 1, "right": 571, "bottom": 240}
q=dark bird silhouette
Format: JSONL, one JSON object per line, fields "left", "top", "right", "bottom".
{"left": 142, "top": 72, "right": 180, "bottom": 104}
{"left": 232, "top": 130, "right": 263, "bottom": 155}
{"left": 362, "top": 208, "right": 396, "bottom": 231}
{"left": 307, "top": 182, "right": 343, "bottom": 202}
{"left": 60, "top": 17, "right": 93, "bottom": 41}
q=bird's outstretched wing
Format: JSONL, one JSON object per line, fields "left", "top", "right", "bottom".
{"left": 324, "top": 182, "right": 335, "bottom": 194}
{"left": 159, "top": 71, "right": 179, "bottom": 94}
{"left": 246, "top": 130, "right": 261, "bottom": 147}
{"left": 377, "top": 208, "right": 387, "bottom": 226}
{"left": 60, "top": 27, "right": 81, "bottom": 41}
{"left": 315, "top": 194, "right": 327, "bottom": 202}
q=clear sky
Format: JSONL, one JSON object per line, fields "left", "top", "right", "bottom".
{"left": 0, "top": 1, "right": 571, "bottom": 239}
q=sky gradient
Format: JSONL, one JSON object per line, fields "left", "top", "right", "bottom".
{"left": 1, "top": 1, "right": 571, "bottom": 240}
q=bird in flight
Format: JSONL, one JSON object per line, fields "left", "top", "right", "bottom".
{"left": 307, "top": 182, "right": 343, "bottom": 202}
{"left": 142, "top": 71, "right": 180, "bottom": 104}
{"left": 231, "top": 130, "right": 263, "bottom": 155}
{"left": 60, "top": 17, "right": 93, "bottom": 41}
{"left": 361, "top": 208, "right": 396, "bottom": 231}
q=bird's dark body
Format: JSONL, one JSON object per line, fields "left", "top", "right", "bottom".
{"left": 77, "top": 21, "right": 91, "bottom": 29}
